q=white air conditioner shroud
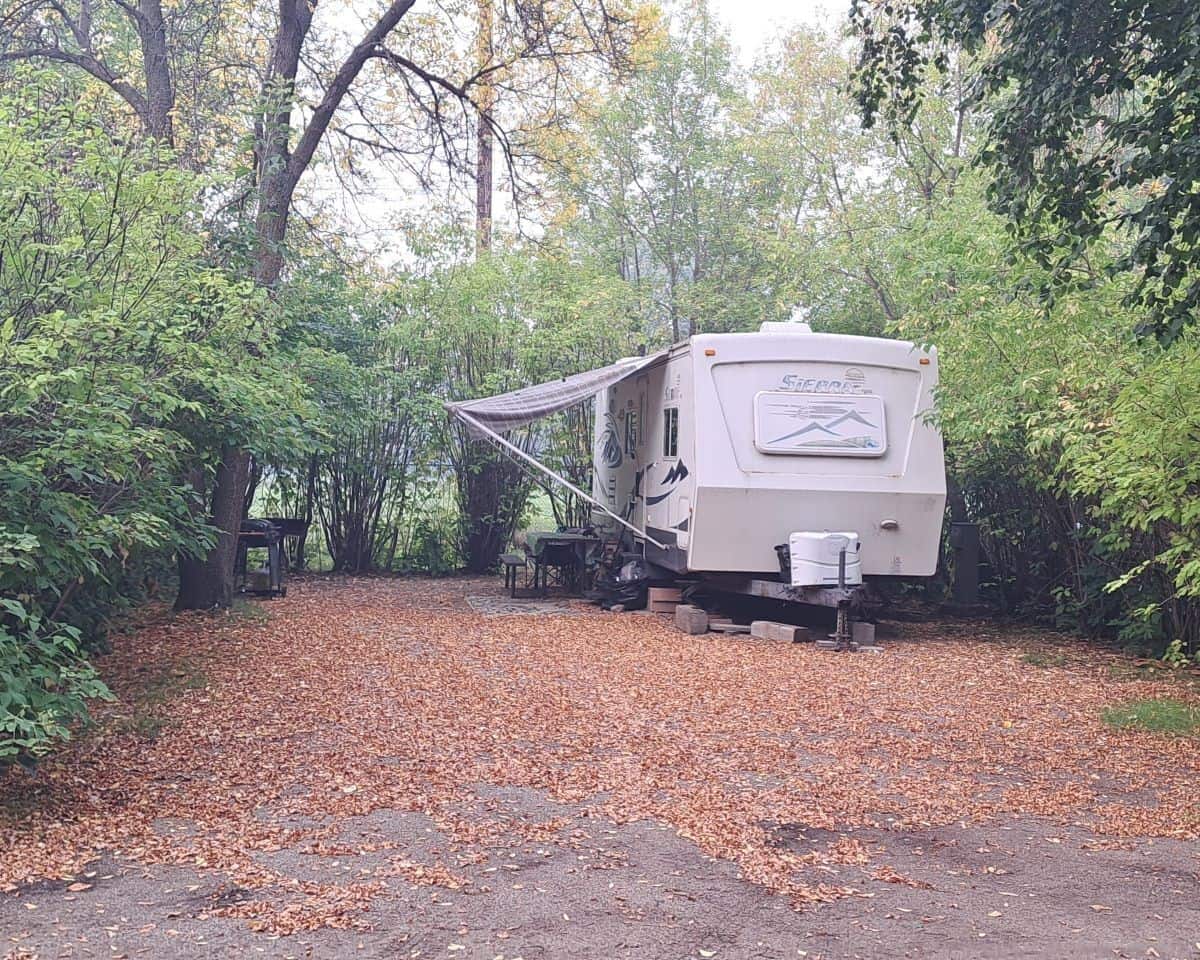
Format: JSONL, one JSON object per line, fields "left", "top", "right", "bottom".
{"left": 789, "top": 531, "right": 862, "bottom": 587}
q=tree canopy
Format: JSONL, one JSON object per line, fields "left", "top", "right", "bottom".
{"left": 850, "top": 0, "right": 1200, "bottom": 342}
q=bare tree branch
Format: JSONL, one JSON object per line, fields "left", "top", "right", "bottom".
{"left": 0, "top": 45, "right": 151, "bottom": 123}
{"left": 286, "top": 0, "right": 418, "bottom": 186}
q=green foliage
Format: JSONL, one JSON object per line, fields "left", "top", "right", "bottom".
{"left": 0, "top": 85, "right": 313, "bottom": 761}
{"left": 1159, "top": 639, "right": 1197, "bottom": 670}
{"left": 1020, "top": 651, "right": 1069, "bottom": 670}
{"left": 399, "top": 497, "right": 462, "bottom": 576}
{"left": 388, "top": 245, "right": 643, "bottom": 571}
{"left": 267, "top": 266, "right": 439, "bottom": 573}
{"left": 1056, "top": 335, "right": 1200, "bottom": 611}
{"left": 1102, "top": 698, "right": 1200, "bottom": 736}
{"left": 558, "top": 4, "right": 780, "bottom": 340}
{"left": 0, "top": 599, "right": 113, "bottom": 767}
{"left": 885, "top": 168, "right": 1200, "bottom": 650}
{"left": 850, "top": 0, "right": 1200, "bottom": 342}
{"left": 747, "top": 26, "right": 972, "bottom": 335}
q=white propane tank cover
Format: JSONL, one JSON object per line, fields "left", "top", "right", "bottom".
{"left": 788, "top": 531, "right": 863, "bottom": 587}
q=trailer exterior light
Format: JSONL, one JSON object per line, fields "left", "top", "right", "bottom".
{"left": 704, "top": 348, "right": 717, "bottom": 356}
{"left": 919, "top": 357, "right": 930, "bottom": 365}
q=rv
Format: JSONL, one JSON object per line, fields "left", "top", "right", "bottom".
{"left": 447, "top": 320, "right": 946, "bottom": 623}
{"left": 591, "top": 322, "right": 946, "bottom": 597}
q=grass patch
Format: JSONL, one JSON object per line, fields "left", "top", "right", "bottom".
{"left": 230, "top": 596, "right": 271, "bottom": 624}
{"left": 1101, "top": 698, "right": 1200, "bottom": 736}
{"left": 1106, "top": 661, "right": 1163, "bottom": 682}
{"left": 1021, "top": 650, "right": 1070, "bottom": 669}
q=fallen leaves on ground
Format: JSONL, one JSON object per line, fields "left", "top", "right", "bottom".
{"left": 2, "top": 575, "right": 1198, "bottom": 933}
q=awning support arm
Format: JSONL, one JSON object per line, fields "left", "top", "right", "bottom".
{"left": 454, "top": 410, "right": 667, "bottom": 550}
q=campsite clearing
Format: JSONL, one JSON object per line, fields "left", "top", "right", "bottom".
{"left": 2, "top": 576, "right": 1199, "bottom": 959}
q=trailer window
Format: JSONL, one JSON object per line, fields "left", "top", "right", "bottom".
{"left": 663, "top": 407, "right": 679, "bottom": 458}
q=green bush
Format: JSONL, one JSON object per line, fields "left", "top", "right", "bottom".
{"left": 1052, "top": 335, "right": 1200, "bottom": 648}
{"left": 0, "top": 85, "right": 308, "bottom": 762}
{"left": 889, "top": 175, "right": 1200, "bottom": 652}
{"left": 0, "top": 599, "right": 113, "bottom": 767}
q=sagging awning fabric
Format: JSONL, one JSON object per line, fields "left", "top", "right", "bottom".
{"left": 444, "top": 351, "right": 668, "bottom": 437}
{"left": 444, "top": 351, "right": 670, "bottom": 548}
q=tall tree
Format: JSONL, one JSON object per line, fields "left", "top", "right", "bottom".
{"left": 475, "top": 0, "right": 495, "bottom": 250}
{"left": 556, "top": 2, "right": 774, "bottom": 341}
{"left": 747, "top": 24, "right": 972, "bottom": 333}
{"left": 849, "top": 0, "right": 1200, "bottom": 342}
{"left": 3, "top": 0, "right": 636, "bottom": 606}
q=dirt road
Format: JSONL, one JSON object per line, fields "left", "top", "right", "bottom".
{"left": 3, "top": 577, "right": 1198, "bottom": 959}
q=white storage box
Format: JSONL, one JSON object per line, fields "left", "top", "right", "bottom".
{"left": 788, "top": 531, "right": 862, "bottom": 587}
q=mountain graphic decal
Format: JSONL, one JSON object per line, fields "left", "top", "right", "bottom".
{"left": 756, "top": 391, "right": 887, "bottom": 457}
{"left": 825, "top": 410, "right": 878, "bottom": 430}
{"left": 663, "top": 461, "right": 689, "bottom": 484}
{"left": 646, "top": 460, "right": 689, "bottom": 505}
{"left": 769, "top": 421, "right": 840, "bottom": 444}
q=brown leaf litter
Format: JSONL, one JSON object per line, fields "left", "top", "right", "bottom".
{"left": 2, "top": 575, "right": 1198, "bottom": 933}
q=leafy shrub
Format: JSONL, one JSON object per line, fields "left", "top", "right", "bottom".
{"left": 0, "top": 86, "right": 304, "bottom": 761}
{"left": 0, "top": 599, "right": 113, "bottom": 767}
{"left": 1052, "top": 335, "right": 1200, "bottom": 650}
{"left": 890, "top": 175, "right": 1200, "bottom": 652}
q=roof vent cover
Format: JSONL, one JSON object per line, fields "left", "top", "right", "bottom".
{"left": 759, "top": 320, "right": 813, "bottom": 334}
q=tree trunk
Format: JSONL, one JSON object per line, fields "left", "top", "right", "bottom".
{"left": 175, "top": 445, "right": 250, "bottom": 609}
{"left": 137, "top": 0, "right": 175, "bottom": 143}
{"left": 476, "top": 111, "right": 493, "bottom": 251}
{"left": 293, "top": 453, "right": 318, "bottom": 571}
{"left": 475, "top": 0, "right": 493, "bottom": 252}
{"left": 174, "top": 551, "right": 209, "bottom": 610}
{"left": 174, "top": 464, "right": 209, "bottom": 610}
{"left": 456, "top": 438, "right": 532, "bottom": 573}
{"left": 175, "top": 196, "right": 290, "bottom": 609}
{"left": 243, "top": 454, "right": 263, "bottom": 517}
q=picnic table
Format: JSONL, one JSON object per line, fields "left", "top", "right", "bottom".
{"left": 521, "top": 530, "right": 602, "bottom": 596}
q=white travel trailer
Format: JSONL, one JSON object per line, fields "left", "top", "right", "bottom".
{"left": 447, "top": 320, "right": 946, "bottom": 621}
{"left": 590, "top": 323, "right": 946, "bottom": 590}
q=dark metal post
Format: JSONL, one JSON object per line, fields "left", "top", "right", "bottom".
{"left": 832, "top": 546, "right": 854, "bottom": 651}
{"left": 949, "top": 522, "right": 980, "bottom": 606}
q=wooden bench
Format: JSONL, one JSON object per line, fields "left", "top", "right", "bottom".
{"left": 500, "top": 552, "right": 527, "bottom": 597}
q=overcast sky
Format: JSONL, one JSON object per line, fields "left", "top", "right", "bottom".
{"left": 709, "top": 0, "right": 846, "bottom": 59}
